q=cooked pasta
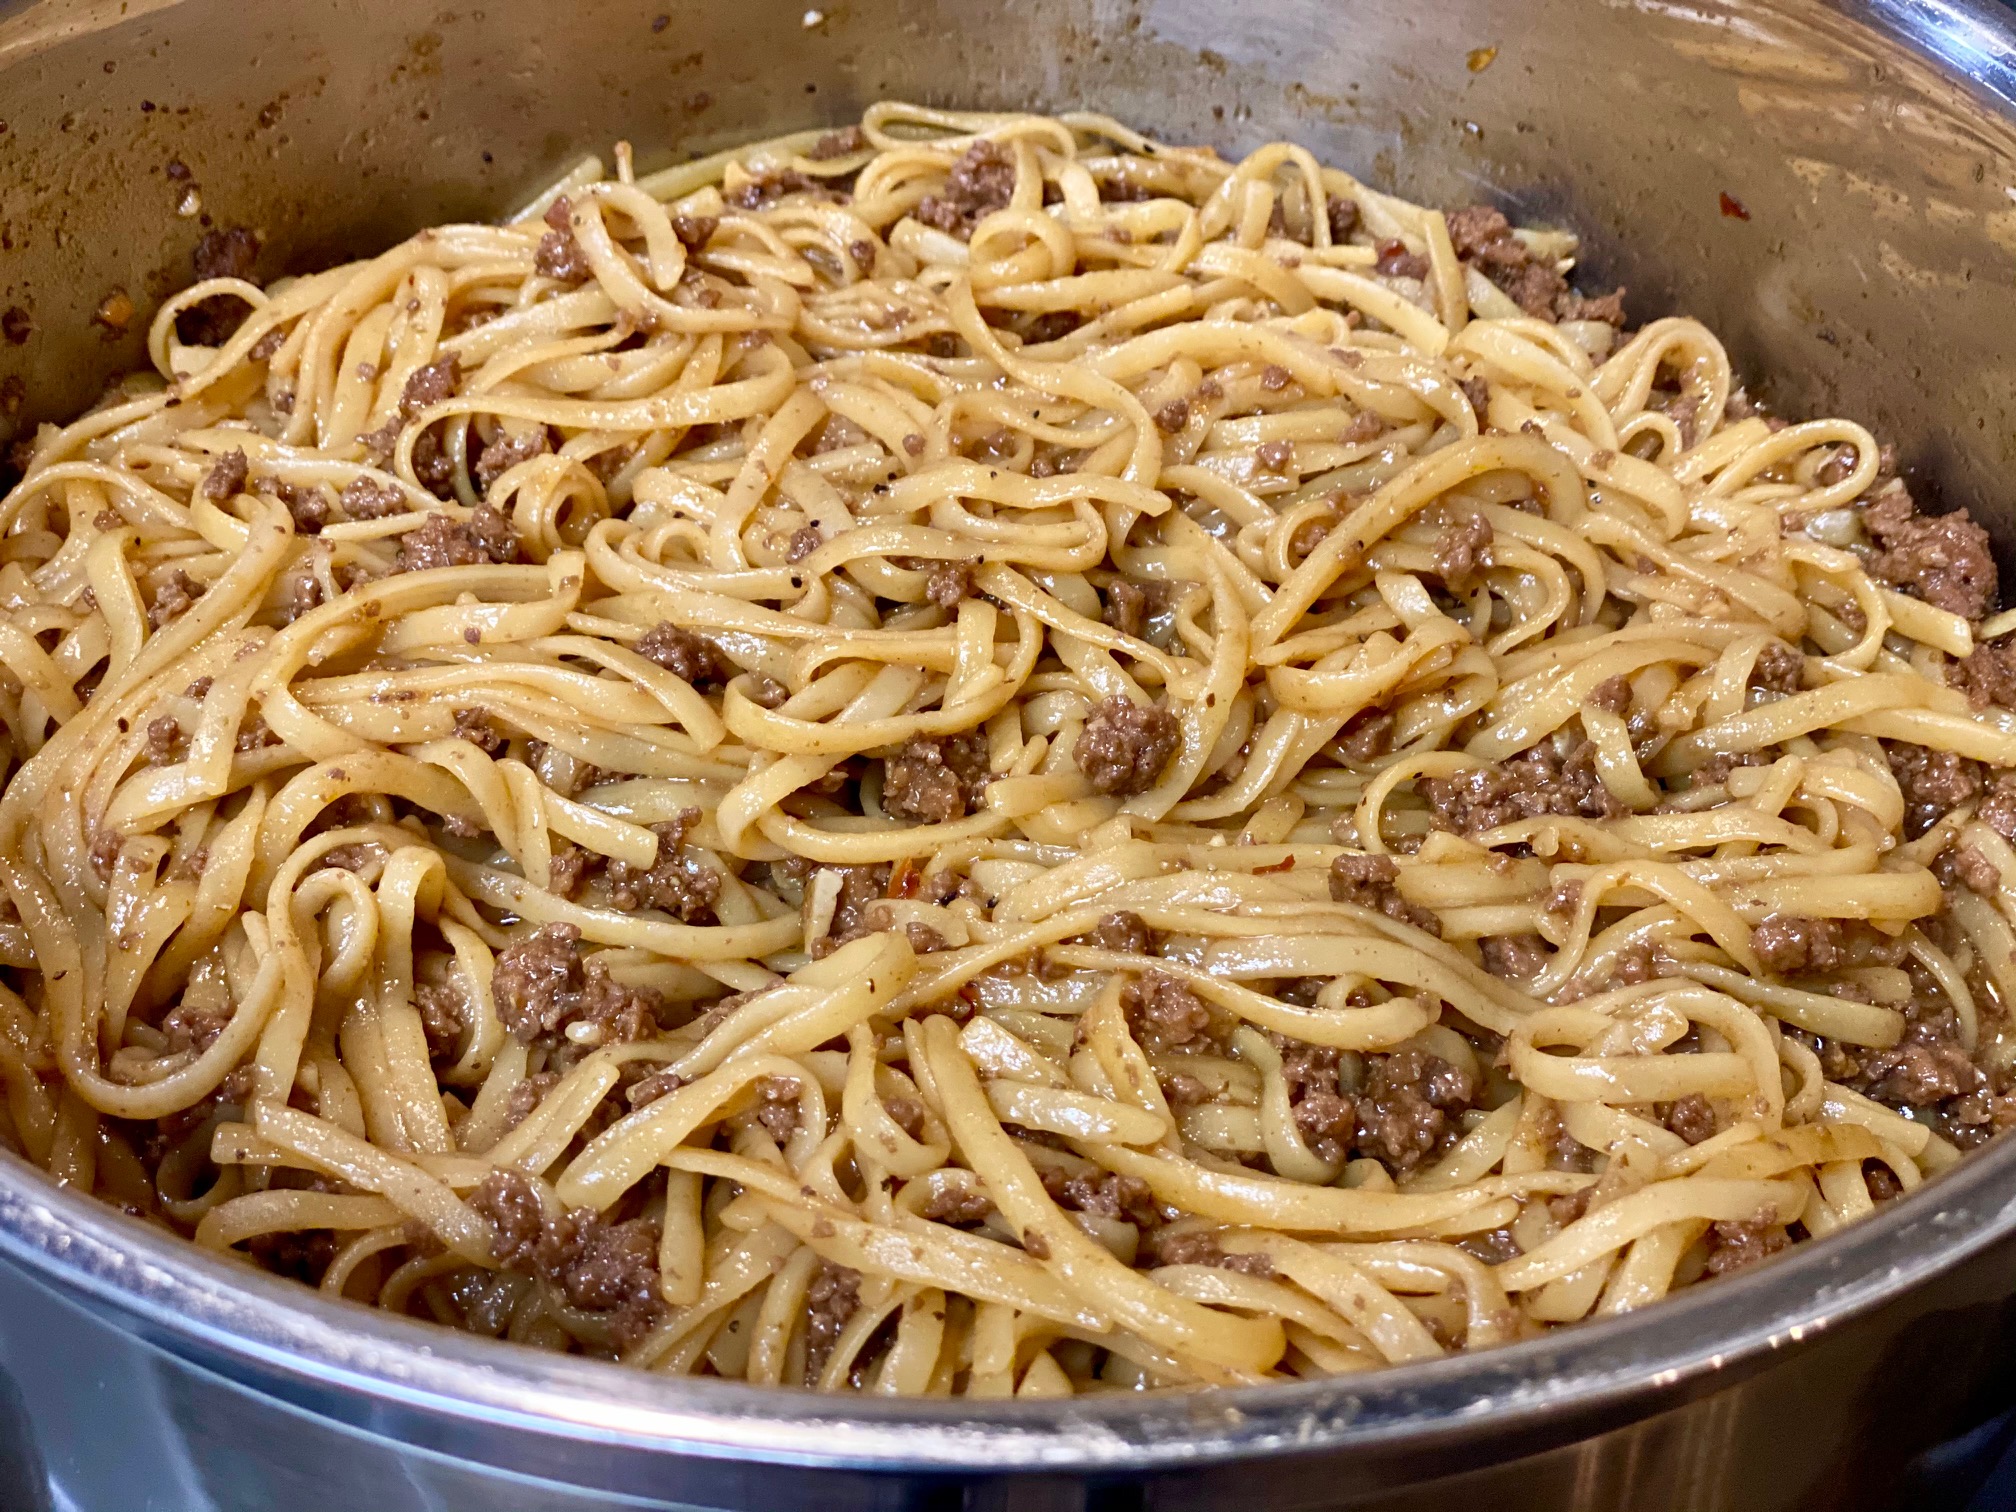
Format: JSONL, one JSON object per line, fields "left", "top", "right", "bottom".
{"left": 2, "top": 101, "right": 2014, "bottom": 1394}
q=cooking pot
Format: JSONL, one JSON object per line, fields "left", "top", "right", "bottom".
{"left": 5, "top": 0, "right": 2016, "bottom": 1507}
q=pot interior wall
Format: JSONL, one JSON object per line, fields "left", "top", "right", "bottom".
{"left": 1, "top": 0, "right": 2015, "bottom": 533}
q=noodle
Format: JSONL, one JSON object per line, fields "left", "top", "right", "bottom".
{"left": 2, "top": 102, "right": 2013, "bottom": 1395}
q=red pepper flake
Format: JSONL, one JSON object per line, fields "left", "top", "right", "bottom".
{"left": 1718, "top": 192, "right": 1750, "bottom": 221}
{"left": 1254, "top": 854, "right": 1297, "bottom": 874}
{"left": 889, "top": 858, "right": 920, "bottom": 898}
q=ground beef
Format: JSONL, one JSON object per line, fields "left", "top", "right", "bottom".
{"left": 469, "top": 1168, "right": 544, "bottom": 1267}
{"left": 474, "top": 427, "right": 550, "bottom": 489}
{"left": 635, "top": 622, "right": 729, "bottom": 688}
{"left": 918, "top": 1185, "right": 995, "bottom": 1224}
{"left": 1690, "top": 754, "right": 1768, "bottom": 795}
{"left": 656, "top": 216, "right": 712, "bottom": 257}
{"left": 1752, "top": 642, "right": 1806, "bottom": 695}
{"left": 1074, "top": 696, "right": 1181, "bottom": 796}
{"left": 1270, "top": 1035, "right": 1356, "bottom": 1163}
{"left": 1865, "top": 1163, "right": 1905, "bottom": 1202}
{"left": 177, "top": 226, "right": 262, "bottom": 345}
{"left": 804, "top": 1261, "right": 862, "bottom": 1379}
{"left": 1446, "top": 206, "right": 1562, "bottom": 317}
{"left": 1419, "top": 739, "right": 1624, "bottom": 835}
{"left": 546, "top": 843, "right": 594, "bottom": 897}
{"left": 193, "top": 225, "right": 261, "bottom": 284}
{"left": 1326, "top": 197, "right": 1361, "bottom": 243}
{"left": 787, "top": 526, "right": 824, "bottom": 564}
{"left": 396, "top": 505, "right": 520, "bottom": 572}
{"left": 415, "top": 981, "right": 466, "bottom": 1062}
{"left": 399, "top": 354, "right": 462, "bottom": 416}
{"left": 339, "top": 474, "right": 409, "bottom": 520}
{"left": 148, "top": 570, "right": 204, "bottom": 629}
{"left": 1585, "top": 675, "right": 1633, "bottom": 715}
{"left": 144, "top": 715, "right": 186, "bottom": 766}
{"left": 1885, "top": 741, "right": 1983, "bottom": 839}
{"left": 1983, "top": 774, "right": 2016, "bottom": 846}
{"left": 1703, "top": 1219, "right": 1791, "bottom": 1276}
{"left": 235, "top": 712, "right": 279, "bottom": 752}
{"left": 755, "top": 1075, "right": 803, "bottom": 1142}
{"left": 1143, "top": 1228, "right": 1275, "bottom": 1277}
{"left": 1953, "top": 641, "right": 2016, "bottom": 711}
{"left": 159, "top": 993, "right": 232, "bottom": 1055}
{"left": 535, "top": 228, "right": 590, "bottom": 283}
{"left": 1121, "top": 970, "right": 1218, "bottom": 1053}
{"left": 1558, "top": 289, "right": 1628, "bottom": 324}
{"left": 804, "top": 862, "right": 894, "bottom": 957}
{"left": 1480, "top": 932, "right": 1552, "bottom": 979}
{"left": 1750, "top": 915, "right": 1908, "bottom": 977}
{"left": 1328, "top": 853, "right": 1441, "bottom": 936}
{"left": 1662, "top": 1093, "right": 1717, "bottom": 1145}
{"left": 896, "top": 920, "right": 948, "bottom": 955}
{"left": 451, "top": 705, "right": 507, "bottom": 756}
{"left": 882, "top": 731, "right": 992, "bottom": 823}
{"left": 808, "top": 126, "right": 867, "bottom": 160}
{"left": 746, "top": 674, "right": 790, "bottom": 709}
{"left": 315, "top": 842, "right": 384, "bottom": 873}
{"left": 604, "top": 811, "right": 720, "bottom": 922}
{"left": 262, "top": 480, "right": 328, "bottom": 534}
{"left": 1457, "top": 375, "right": 1491, "bottom": 425}
{"left": 625, "top": 1069, "right": 684, "bottom": 1109}
{"left": 1433, "top": 511, "right": 1493, "bottom": 593}
{"left": 1446, "top": 205, "right": 1519, "bottom": 263}
{"left": 1548, "top": 1184, "right": 1595, "bottom": 1227}
{"left": 1863, "top": 482, "right": 1998, "bottom": 621}
{"left": 1949, "top": 843, "right": 2003, "bottom": 896}
{"left": 1556, "top": 943, "right": 1669, "bottom": 999}
{"left": 500, "top": 1071, "right": 560, "bottom": 1132}
{"left": 1355, "top": 1047, "right": 1476, "bottom": 1176}
{"left": 1750, "top": 915, "right": 1846, "bottom": 975}
{"left": 1045, "top": 1169, "right": 1157, "bottom": 1226}
{"left": 1102, "top": 579, "right": 1160, "bottom": 641}
{"left": 924, "top": 560, "right": 976, "bottom": 608}
{"left": 489, "top": 923, "right": 667, "bottom": 1046}
{"left": 1249, "top": 440, "right": 1297, "bottom": 479}
{"left": 91, "top": 834, "right": 123, "bottom": 883}
{"left": 1154, "top": 398, "right": 1192, "bottom": 434}
{"left": 915, "top": 141, "right": 1016, "bottom": 237}
{"left": 1082, "top": 910, "right": 1158, "bottom": 955}
{"left": 1160, "top": 1071, "right": 1212, "bottom": 1107}
{"left": 1443, "top": 204, "right": 1624, "bottom": 323}
{"left": 468, "top": 1169, "right": 664, "bottom": 1347}
{"left": 726, "top": 169, "right": 842, "bottom": 211}
{"left": 535, "top": 197, "right": 590, "bottom": 282}
{"left": 1338, "top": 707, "right": 1396, "bottom": 763}
{"left": 884, "top": 1096, "right": 927, "bottom": 1140}
{"left": 245, "top": 1226, "right": 339, "bottom": 1285}
{"left": 202, "top": 449, "right": 249, "bottom": 501}
{"left": 1374, "top": 239, "right": 1429, "bottom": 280}
{"left": 1855, "top": 1022, "right": 1985, "bottom": 1109}
{"left": 1457, "top": 1227, "right": 1523, "bottom": 1265}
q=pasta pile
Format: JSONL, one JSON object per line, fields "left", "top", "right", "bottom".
{"left": 1, "top": 102, "right": 2013, "bottom": 1395}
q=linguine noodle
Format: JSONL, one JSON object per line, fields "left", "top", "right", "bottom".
{"left": 3, "top": 102, "right": 2015, "bottom": 1394}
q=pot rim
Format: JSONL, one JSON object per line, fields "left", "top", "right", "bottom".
{"left": 7, "top": 1121, "right": 2016, "bottom": 1473}
{"left": 7, "top": 0, "right": 2016, "bottom": 1478}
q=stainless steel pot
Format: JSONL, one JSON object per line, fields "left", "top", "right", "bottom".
{"left": 5, "top": 1, "right": 2016, "bottom": 1507}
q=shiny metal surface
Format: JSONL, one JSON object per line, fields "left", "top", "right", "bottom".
{"left": 4, "top": 0, "right": 2016, "bottom": 1507}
